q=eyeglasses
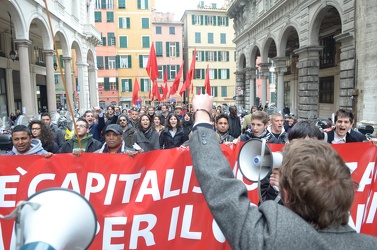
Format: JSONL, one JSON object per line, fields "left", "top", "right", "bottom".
{"left": 31, "top": 128, "right": 41, "bottom": 131}
{"left": 76, "top": 125, "right": 87, "bottom": 128}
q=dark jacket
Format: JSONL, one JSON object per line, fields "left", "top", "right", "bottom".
{"left": 123, "top": 126, "right": 137, "bottom": 148}
{"left": 58, "top": 135, "right": 102, "bottom": 153}
{"left": 159, "top": 127, "right": 187, "bottom": 149}
{"left": 43, "top": 141, "right": 60, "bottom": 154}
{"left": 240, "top": 128, "right": 279, "bottom": 143}
{"left": 325, "top": 130, "right": 358, "bottom": 144}
{"left": 228, "top": 115, "right": 241, "bottom": 138}
{"left": 182, "top": 120, "right": 193, "bottom": 138}
{"left": 350, "top": 129, "right": 365, "bottom": 142}
{"left": 101, "top": 113, "right": 119, "bottom": 143}
{"left": 50, "top": 124, "right": 65, "bottom": 147}
{"left": 132, "top": 127, "right": 160, "bottom": 152}
{"left": 189, "top": 124, "right": 377, "bottom": 250}
{"left": 89, "top": 115, "right": 105, "bottom": 141}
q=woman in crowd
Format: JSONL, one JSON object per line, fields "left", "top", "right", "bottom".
{"left": 159, "top": 114, "right": 188, "bottom": 149}
{"left": 153, "top": 114, "right": 164, "bottom": 135}
{"left": 28, "top": 120, "right": 59, "bottom": 153}
{"left": 132, "top": 114, "right": 160, "bottom": 152}
{"left": 182, "top": 112, "right": 193, "bottom": 139}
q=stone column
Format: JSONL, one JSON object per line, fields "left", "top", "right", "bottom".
{"left": 88, "top": 65, "right": 98, "bottom": 107}
{"left": 76, "top": 61, "right": 89, "bottom": 110}
{"left": 245, "top": 67, "right": 256, "bottom": 109}
{"left": 294, "top": 46, "right": 322, "bottom": 119}
{"left": 16, "top": 40, "right": 33, "bottom": 115}
{"left": 273, "top": 57, "right": 287, "bottom": 113}
{"left": 5, "top": 67, "right": 15, "bottom": 114}
{"left": 334, "top": 33, "right": 355, "bottom": 110}
{"left": 259, "top": 63, "right": 270, "bottom": 104}
{"left": 235, "top": 70, "right": 245, "bottom": 107}
{"left": 63, "top": 57, "right": 74, "bottom": 110}
{"left": 44, "top": 50, "right": 57, "bottom": 113}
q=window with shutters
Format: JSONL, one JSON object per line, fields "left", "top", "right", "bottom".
{"left": 221, "top": 86, "right": 227, "bottom": 97}
{"left": 220, "top": 33, "right": 226, "bottom": 44}
{"left": 169, "top": 43, "right": 176, "bottom": 57}
{"left": 169, "top": 27, "right": 175, "bottom": 34}
{"left": 206, "top": 16, "right": 216, "bottom": 26}
{"left": 121, "top": 79, "right": 132, "bottom": 92}
{"left": 140, "top": 78, "right": 151, "bottom": 92}
{"left": 142, "top": 36, "right": 150, "bottom": 48}
{"left": 170, "top": 65, "right": 178, "bottom": 79}
{"left": 195, "top": 32, "right": 201, "bottom": 43}
{"left": 195, "top": 69, "right": 204, "bottom": 79}
{"left": 209, "top": 69, "right": 216, "bottom": 80}
{"left": 140, "top": 55, "right": 149, "bottom": 68}
{"left": 193, "top": 15, "right": 202, "bottom": 25}
{"left": 218, "top": 51, "right": 229, "bottom": 62}
{"left": 196, "top": 51, "right": 204, "bottom": 61}
{"left": 138, "top": 0, "right": 148, "bottom": 9}
{"left": 156, "top": 42, "right": 163, "bottom": 57}
{"left": 141, "top": 18, "right": 149, "bottom": 29}
{"left": 158, "top": 66, "right": 164, "bottom": 80}
{"left": 207, "top": 51, "right": 216, "bottom": 61}
{"left": 118, "top": 0, "right": 126, "bottom": 8}
{"left": 96, "top": 0, "right": 114, "bottom": 9}
{"left": 108, "top": 56, "right": 116, "bottom": 69}
{"left": 211, "top": 87, "right": 218, "bottom": 97}
{"left": 110, "top": 82, "right": 117, "bottom": 90}
{"left": 119, "top": 36, "right": 128, "bottom": 48}
{"left": 119, "top": 55, "right": 131, "bottom": 68}
{"left": 108, "top": 33, "right": 115, "bottom": 46}
{"left": 95, "top": 12, "right": 102, "bottom": 22}
{"left": 156, "top": 26, "right": 162, "bottom": 34}
{"left": 208, "top": 33, "right": 214, "bottom": 44}
{"left": 218, "top": 16, "right": 228, "bottom": 26}
{"left": 219, "top": 69, "right": 229, "bottom": 79}
{"left": 107, "top": 12, "right": 114, "bottom": 22}
{"left": 119, "top": 17, "right": 130, "bottom": 28}
{"left": 97, "top": 56, "right": 104, "bottom": 69}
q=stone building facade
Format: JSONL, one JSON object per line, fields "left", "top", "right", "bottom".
{"left": 0, "top": 0, "right": 100, "bottom": 117}
{"left": 227, "top": 0, "right": 377, "bottom": 128}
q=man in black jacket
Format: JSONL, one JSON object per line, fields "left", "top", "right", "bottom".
{"left": 228, "top": 105, "right": 241, "bottom": 138}
{"left": 58, "top": 118, "right": 102, "bottom": 155}
{"left": 41, "top": 112, "right": 65, "bottom": 147}
{"left": 324, "top": 109, "right": 358, "bottom": 144}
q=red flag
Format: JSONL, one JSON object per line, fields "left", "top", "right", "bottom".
{"left": 197, "top": 87, "right": 201, "bottom": 95}
{"left": 146, "top": 43, "right": 158, "bottom": 82}
{"left": 179, "top": 71, "right": 190, "bottom": 96}
{"left": 204, "top": 64, "right": 211, "bottom": 95}
{"left": 132, "top": 78, "right": 140, "bottom": 105}
{"left": 170, "top": 61, "right": 184, "bottom": 96}
{"left": 152, "top": 81, "right": 162, "bottom": 101}
{"left": 179, "top": 49, "right": 196, "bottom": 97}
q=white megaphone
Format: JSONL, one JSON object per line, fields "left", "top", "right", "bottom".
{"left": 16, "top": 188, "right": 97, "bottom": 250}
{"left": 238, "top": 138, "right": 283, "bottom": 182}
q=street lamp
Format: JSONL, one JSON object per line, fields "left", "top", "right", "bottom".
{"left": 8, "top": 12, "right": 16, "bottom": 61}
{"left": 53, "top": 62, "right": 58, "bottom": 71}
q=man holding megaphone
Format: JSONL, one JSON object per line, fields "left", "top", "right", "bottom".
{"left": 189, "top": 94, "right": 377, "bottom": 250}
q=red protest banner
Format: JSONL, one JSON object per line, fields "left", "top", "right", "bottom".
{"left": 0, "top": 142, "right": 376, "bottom": 249}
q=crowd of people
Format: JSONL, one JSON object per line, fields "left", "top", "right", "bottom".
{"left": 3, "top": 96, "right": 377, "bottom": 247}
{"left": 4, "top": 99, "right": 377, "bottom": 157}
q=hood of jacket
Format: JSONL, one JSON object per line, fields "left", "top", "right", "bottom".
{"left": 11, "top": 138, "right": 46, "bottom": 155}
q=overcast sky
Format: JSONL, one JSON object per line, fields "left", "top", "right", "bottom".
{"left": 155, "top": 0, "right": 226, "bottom": 20}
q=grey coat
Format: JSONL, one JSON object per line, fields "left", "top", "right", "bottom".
{"left": 189, "top": 124, "right": 377, "bottom": 250}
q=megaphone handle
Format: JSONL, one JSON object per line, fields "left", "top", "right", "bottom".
{"left": 257, "top": 139, "right": 267, "bottom": 203}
